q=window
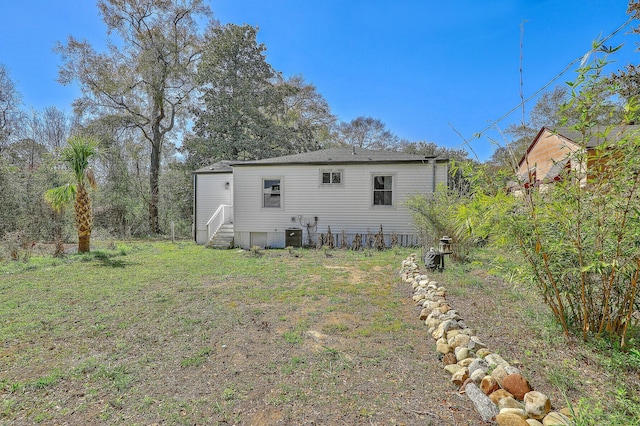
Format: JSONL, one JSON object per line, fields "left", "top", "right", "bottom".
{"left": 373, "top": 175, "right": 393, "bottom": 206}
{"left": 263, "top": 178, "right": 281, "bottom": 208}
{"left": 321, "top": 170, "right": 342, "bottom": 185}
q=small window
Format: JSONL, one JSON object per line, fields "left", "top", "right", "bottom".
{"left": 373, "top": 175, "right": 393, "bottom": 206}
{"left": 263, "top": 178, "right": 281, "bottom": 208}
{"left": 321, "top": 170, "right": 342, "bottom": 185}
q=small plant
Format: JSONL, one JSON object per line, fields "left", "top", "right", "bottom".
{"left": 181, "top": 347, "right": 213, "bottom": 368}
{"left": 374, "top": 225, "right": 385, "bottom": 250}
{"left": 248, "top": 245, "right": 262, "bottom": 257}
{"left": 222, "top": 386, "right": 236, "bottom": 401}
{"left": 352, "top": 233, "right": 362, "bottom": 251}
{"left": 283, "top": 331, "right": 302, "bottom": 345}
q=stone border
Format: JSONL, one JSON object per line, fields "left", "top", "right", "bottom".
{"left": 400, "top": 254, "right": 576, "bottom": 426}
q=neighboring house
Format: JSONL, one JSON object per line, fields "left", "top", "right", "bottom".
{"left": 193, "top": 147, "right": 448, "bottom": 248}
{"left": 516, "top": 125, "right": 640, "bottom": 189}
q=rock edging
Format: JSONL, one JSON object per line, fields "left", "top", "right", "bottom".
{"left": 400, "top": 254, "right": 575, "bottom": 426}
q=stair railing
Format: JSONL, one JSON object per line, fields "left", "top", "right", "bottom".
{"left": 206, "top": 204, "right": 233, "bottom": 243}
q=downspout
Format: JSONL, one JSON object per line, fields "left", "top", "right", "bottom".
{"left": 432, "top": 159, "right": 437, "bottom": 193}
{"left": 193, "top": 173, "right": 197, "bottom": 242}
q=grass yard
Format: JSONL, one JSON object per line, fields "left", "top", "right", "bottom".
{"left": 1, "top": 242, "right": 481, "bottom": 425}
{"left": 1, "top": 241, "right": 639, "bottom": 425}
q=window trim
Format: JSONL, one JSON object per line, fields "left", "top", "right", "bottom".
{"left": 320, "top": 169, "right": 343, "bottom": 186}
{"left": 371, "top": 173, "right": 395, "bottom": 207}
{"left": 262, "top": 177, "right": 283, "bottom": 209}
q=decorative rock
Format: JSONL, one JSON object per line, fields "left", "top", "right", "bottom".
{"left": 526, "top": 420, "right": 544, "bottom": 426}
{"left": 442, "top": 352, "right": 457, "bottom": 366}
{"left": 542, "top": 412, "right": 572, "bottom": 426}
{"left": 468, "top": 335, "right": 486, "bottom": 350}
{"left": 485, "top": 353, "right": 509, "bottom": 368}
{"left": 444, "top": 364, "right": 463, "bottom": 375}
{"left": 490, "top": 389, "right": 514, "bottom": 405}
{"left": 438, "top": 303, "right": 452, "bottom": 313}
{"left": 468, "top": 358, "right": 489, "bottom": 377}
{"left": 491, "top": 365, "right": 509, "bottom": 387}
{"left": 459, "top": 377, "right": 474, "bottom": 392}
{"left": 419, "top": 308, "right": 430, "bottom": 320}
{"left": 451, "top": 368, "right": 469, "bottom": 386}
{"left": 476, "top": 348, "right": 492, "bottom": 358}
{"left": 558, "top": 407, "right": 574, "bottom": 419}
{"left": 433, "top": 320, "right": 459, "bottom": 339}
{"left": 455, "top": 347, "right": 471, "bottom": 362}
{"left": 436, "top": 342, "right": 452, "bottom": 354}
{"left": 426, "top": 317, "right": 440, "bottom": 328}
{"left": 480, "top": 375, "right": 500, "bottom": 395}
{"left": 449, "top": 333, "right": 471, "bottom": 349}
{"left": 505, "top": 365, "right": 522, "bottom": 376}
{"left": 524, "top": 391, "right": 551, "bottom": 420}
{"left": 470, "top": 368, "right": 486, "bottom": 383}
{"left": 423, "top": 300, "right": 440, "bottom": 311}
{"left": 458, "top": 357, "right": 475, "bottom": 368}
{"left": 499, "top": 407, "right": 527, "bottom": 418}
{"left": 496, "top": 412, "right": 529, "bottom": 426}
{"left": 465, "top": 382, "right": 500, "bottom": 422}
{"left": 447, "top": 329, "right": 462, "bottom": 338}
{"left": 502, "top": 374, "right": 532, "bottom": 400}
{"left": 412, "top": 294, "right": 426, "bottom": 303}
{"left": 499, "top": 397, "right": 524, "bottom": 410}
{"left": 442, "top": 310, "right": 462, "bottom": 321}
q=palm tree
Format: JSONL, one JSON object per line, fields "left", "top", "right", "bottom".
{"left": 45, "top": 136, "right": 98, "bottom": 253}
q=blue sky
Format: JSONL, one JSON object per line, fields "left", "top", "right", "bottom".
{"left": 1, "top": 1, "right": 638, "bottom": 161}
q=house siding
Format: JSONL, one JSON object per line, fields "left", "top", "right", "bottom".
{"left": 233, "top": 160, "right": 445, "bottom": 248}
{"left": 194, "top": 172, "right": 233, "bottom": 244}
{"left": 517, "top": 129, "right": 581, "bottom": 182}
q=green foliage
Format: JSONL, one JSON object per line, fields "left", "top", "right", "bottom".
{"left": 470, "top": 48, "right": 640, "bottom": 348}
{"left": 406, "top": 183, "right": 475, "bottom": 260}
{"left": 185, "top": 25, "right": 334, "bottom": 167}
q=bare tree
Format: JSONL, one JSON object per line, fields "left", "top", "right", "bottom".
{"left": 56, "top": 0, "right": 213, "bottom": 234}
{"left": 336, "top": 116, "right": 399, "bottom": 150}
{"left": 0, "top": 64, "right": 22, "bottom": 153}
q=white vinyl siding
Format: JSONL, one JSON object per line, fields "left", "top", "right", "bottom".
{"left": 194, "top": 173, "right": 233, "bottom": 244}
{"left": 233, "top": 160, "right": 443, "bottom": 248}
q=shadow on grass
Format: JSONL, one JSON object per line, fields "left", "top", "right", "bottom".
{"left": 78, "top": 250, "right": 134, "bottom": 268}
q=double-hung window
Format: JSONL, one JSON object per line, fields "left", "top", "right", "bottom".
{"left": 263, "top": 178, "right": 281, "bottom": 208}
{"left": 373, "top": 175, "right": 393, "bottom": 206}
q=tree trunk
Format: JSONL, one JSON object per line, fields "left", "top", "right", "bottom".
{"left": 75, "top": 184, "right": 92, "bottom": 253}
{"left": 78, "top": 234, "right": 91, "bottom": 253}
{"left": 149, "top": 132, "right": 162, "bottom": 235}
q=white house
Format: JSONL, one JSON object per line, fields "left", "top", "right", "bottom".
{"left": 193, "top": 161, "right": 233, "bottom": 245}
{"left": 193, "top": 147, "right": 448, "bottom": 248}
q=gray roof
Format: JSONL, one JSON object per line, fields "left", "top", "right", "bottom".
{"left": 552, "top": 125, "right": 640, "bottom": 148}
{"left": 232, "top": 147, "right": 443, "bottom": 166}
{"left": 193, "top": 160, "right": 234, "bottom": 174}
